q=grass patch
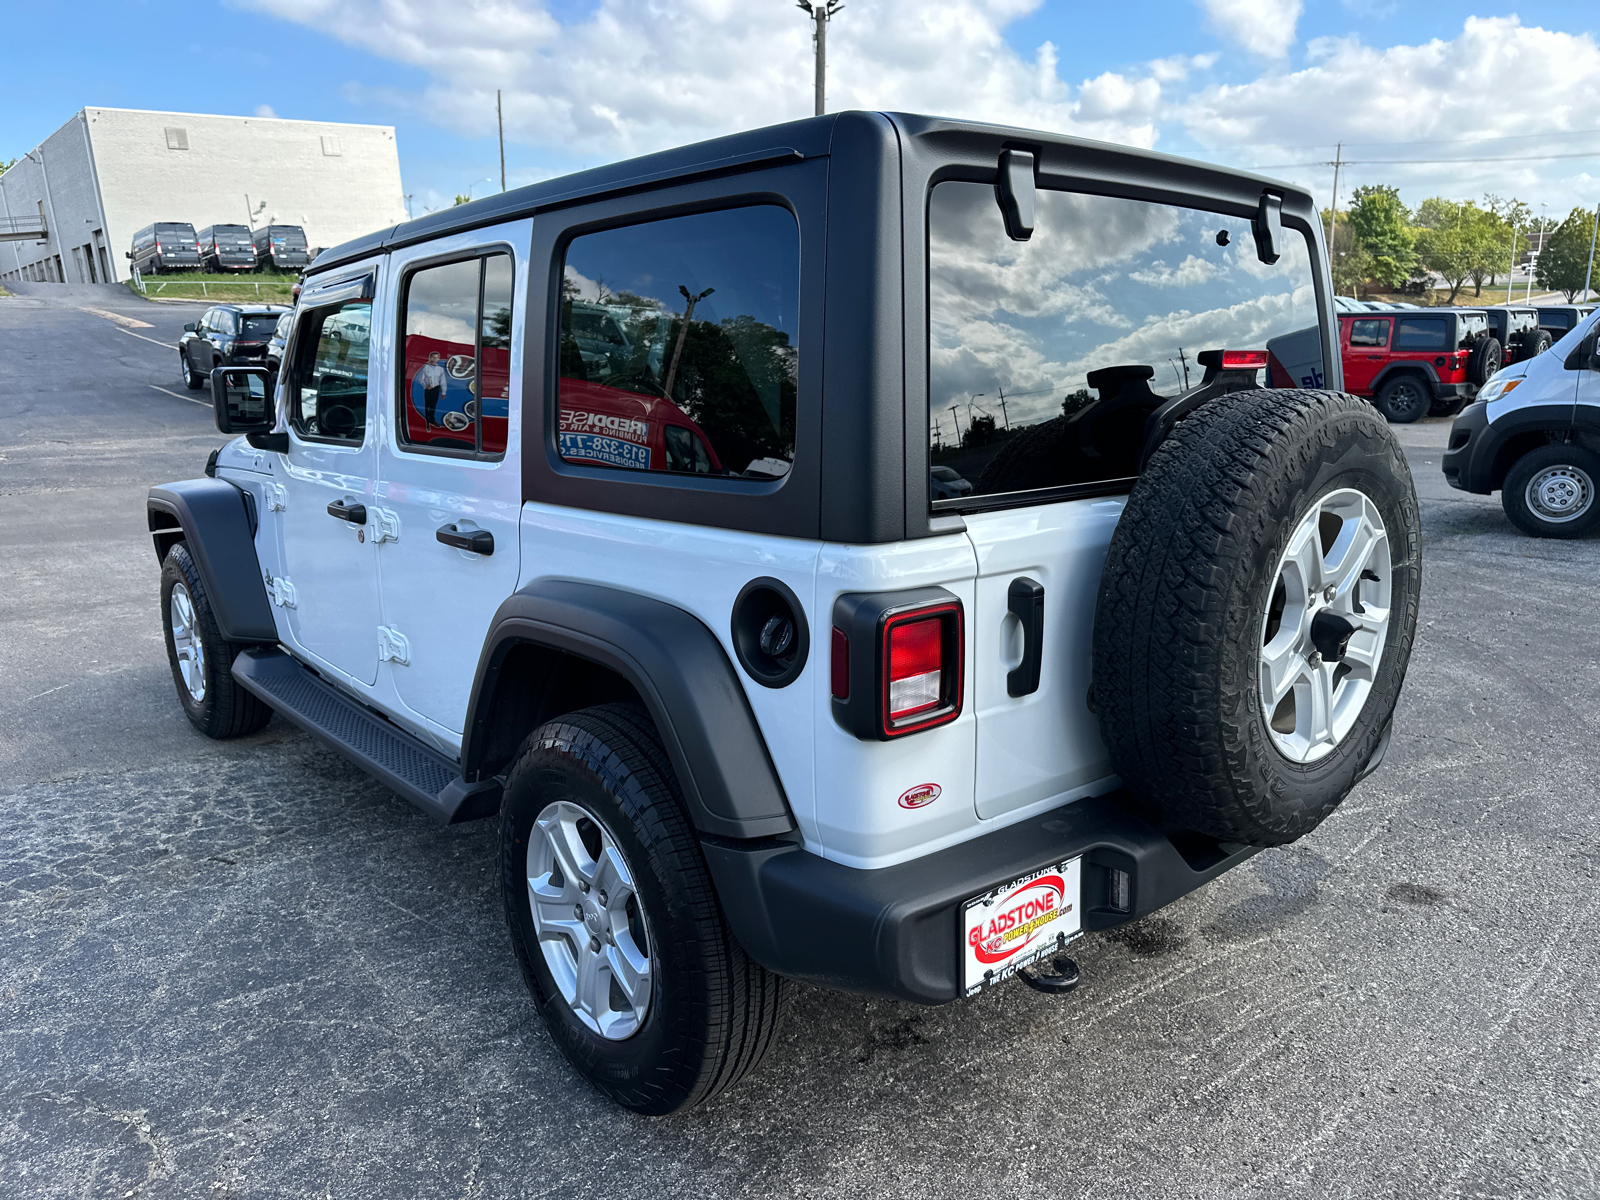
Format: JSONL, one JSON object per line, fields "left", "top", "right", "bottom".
{"left": 129, "top": 272, "right": 296, "bottom": 303}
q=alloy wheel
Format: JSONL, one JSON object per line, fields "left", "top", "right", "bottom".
{"left": 168, "top": 581, "right": 207, "bottom": 704}
{"left": 1259, "top": 488, "right": 1392, "bottom": 763}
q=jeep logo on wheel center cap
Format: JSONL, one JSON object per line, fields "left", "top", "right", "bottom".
{"left": 898, "top": 783, "right": 941, "bottom": 809}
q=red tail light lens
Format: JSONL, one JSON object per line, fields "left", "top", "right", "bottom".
{"left": 887, "top": 617, "right": 943, "bottom": 718}
{"left": 1221, "top": 350, "right": 1269, "bottom": 369}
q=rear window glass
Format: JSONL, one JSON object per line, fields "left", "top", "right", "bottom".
{"left": 927, "top": 182, "right": 1321, "bottom": 503}
{"left": 1349, "top": 319, "right": 1389, "bottom": 347}
{"left": 1393, "top": 317, "right": 1448, "bottom": 351}
{"left": 556, "top": 205, "right": 799, "bottom": 481}
{"left": 240, "top": 315, "right": 279, "bottom": 338}
{"left": 1541, "top": 310, "right": 1574, "bottom": 330}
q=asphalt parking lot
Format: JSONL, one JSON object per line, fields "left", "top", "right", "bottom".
{"left": 2, "top": 282, "right": 1598, "bottom": 1200}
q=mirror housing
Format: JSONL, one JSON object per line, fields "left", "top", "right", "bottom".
{"left": 182, "top": 322, "right": 197, "bottom": 333}
{"left": 1253, "top": 191, "right": 1283, "bottom": 265}
{"left": 212, "top": 366, "right": 273, "bottom": 436}
{"left": 995, "top": 149, "right": 1036, "bottom": 242}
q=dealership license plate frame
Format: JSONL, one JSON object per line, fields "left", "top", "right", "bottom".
{"left": 961, "top": 857, "right": 1082, "bottom": 996}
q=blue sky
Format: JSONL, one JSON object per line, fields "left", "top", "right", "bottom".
{"left": 5, "top": 1, "right": 1599, "bottom": 217}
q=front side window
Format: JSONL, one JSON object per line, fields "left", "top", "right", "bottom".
{"left": 1394, "top": 318, "right": 1447, "bottom": 351}
{"left": 399, "top": 252, "right": 513, "bottom": 456}
{"left": 1349, "top": 319, "right": 1389, "bottom": 347}
{"left": 556, "top": 205, "right": 799, "bottom": 480}
{"left": 928, "top": 182, "right": 1320, "bottom": 503}
{"left": 289, "top": 301, "right": 372, "bottom": 443}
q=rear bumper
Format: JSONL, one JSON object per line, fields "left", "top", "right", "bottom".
{"left": 702, "top": 793, "right": 1258, "bottom": 1005}
{"left": 1432, "top": 381, "right": 1473, "bottom": 400}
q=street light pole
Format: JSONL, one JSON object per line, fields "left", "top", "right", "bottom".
{"left": 1584, "top": 199, "right": 1599, "bottom": 303}
{"left": 497, "top": 90, "right": 506, "bottom": 192}
{"left": 796, "top": 1, "right": 842, "bottom": 116}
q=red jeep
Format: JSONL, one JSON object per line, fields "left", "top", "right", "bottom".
{"left": 1339, "top": 309, "right": 1500, "bottom": 423}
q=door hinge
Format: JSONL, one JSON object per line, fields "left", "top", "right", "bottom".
{"left": 264, "top": 483, "right": 287, "bottom": 512}
{"left": 371, "top": 506, "right": 401, "bottom": 544}
{"left": 264, "top": 572, "right": 297, "bottom": 608}
{"left": 377, "top": 625, "right": 411, "bottom": 666}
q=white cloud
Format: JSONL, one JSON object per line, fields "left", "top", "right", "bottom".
{"left": 1130, "top": 255, "right": 1218, "bottom": 286}
{"left": 1179, "top": 18, "right": 1600, "bottom": 209}
{"left": 1198, "top": 0, "right": 1303, "bottom": 60}
{"left": 254, "top": 104, "right": 278, "bottom": 118}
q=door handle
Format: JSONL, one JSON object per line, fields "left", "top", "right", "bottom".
{"left": 327, "top": 498, "right": 367, "bottom": 524}
{"left": 1006, "top": 576, "right": 1044, "bottom": 697}
{"left": 437, "top": 523, "right": 493, "bottom": 555}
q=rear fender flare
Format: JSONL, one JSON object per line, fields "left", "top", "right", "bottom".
{"left": 1371, "top": 362, "right": 1440, "bottom": 394}
{"left": 464, "top": 579, "right": 796, "bottom": 841}
{"left": 147, "top": 478, "right": 277, "bottom": 643}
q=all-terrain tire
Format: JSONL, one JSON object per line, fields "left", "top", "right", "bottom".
{"left": 1519, "top": 328, "right": 1553, "bottom": 362}
{"left": 1092, "top": 388, "right": 1421, "bottom": 847}
{"left": 160, "top": 542, "right": 273, "bottom": 738}
{"left": 1374, "top": 374, "right": 1429, "bottom": 423}
{"left": 1467, "top": 336, "right": 1502, "bottom": 385}
{"left": 1501, "top": 444, "right": 1600, "bottom": 538}
{"left": 500, "top": 703, "right": 786, "bottom": 1114}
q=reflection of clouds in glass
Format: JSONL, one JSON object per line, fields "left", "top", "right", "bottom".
{"left": 929, "top": 181, "right": 1319, "bottom": 431}
{"left": 407, "top": 311, "right": 476, "bottom": 346}
{"left": 1129, "top": 255, "right": 1218, "bottom": 287}
{"left": 565, "top": 263, "right": 668, "bottom": 312}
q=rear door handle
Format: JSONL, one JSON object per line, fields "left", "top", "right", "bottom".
{"left": 326, "top": 498, "right": 367, "bottom": 524}
{"left": 437, "top": 523, "right": 493, "bottom": 555}
{"left": 1007, "top": 576, "right": 1044, "bottom": 697}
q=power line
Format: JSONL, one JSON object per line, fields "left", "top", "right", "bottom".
{"left": 1250, "top": 126, "right": 1600, "bottom": 154}
{"left": 1251, "top": 148, "right": 1600, "bottom": 170}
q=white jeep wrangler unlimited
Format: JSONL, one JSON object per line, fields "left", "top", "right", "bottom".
{"left": 148, "top": 112, "right": 1420, "bottom": 1114}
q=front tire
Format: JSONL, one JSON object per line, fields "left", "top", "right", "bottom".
{"left": 500, "top": 704, "right": 785, "bottom": 1114}
{"left": 1501, "top": 445, "right": 1600, "bottom": 538}
{"left": 181, "top": 349, "right": 204, "bottom": 390}
{"left": 160, "top": 543, "right": 273, "bottom": 738}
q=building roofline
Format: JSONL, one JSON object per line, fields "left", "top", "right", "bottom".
{"left": 80, "top": 106, "right": 396, "bottom": 133}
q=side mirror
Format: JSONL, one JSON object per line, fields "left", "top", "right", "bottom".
{"left": 212, "top": 366, "right": 273, "bottom": 435}
{"left": 182, "top": 322, "right": 197, "bottom": 333}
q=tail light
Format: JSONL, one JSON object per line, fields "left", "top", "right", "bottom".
{"left": 832, "top": 589, "right": 963, "bottom": 739}
{"left": 1219, "top": 350, "right": 1268, "bottom": 369}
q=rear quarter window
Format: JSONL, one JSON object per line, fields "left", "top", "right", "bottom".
{"left": 1393, "top": 318, "right": 1448, "bottom": 352}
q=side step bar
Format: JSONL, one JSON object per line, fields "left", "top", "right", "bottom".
{"left": 232, "top": 646, "right": 500, "bottom": 824}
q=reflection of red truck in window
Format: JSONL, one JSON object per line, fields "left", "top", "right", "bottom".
{"left": 558, "top": 378, "right": 724, "bottom": 474}
{"left": 402, "top": 334, "right": 510, "bottom": 453}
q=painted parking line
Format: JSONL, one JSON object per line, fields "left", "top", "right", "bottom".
{"left": 149, "top": 384, "right": 211, "bottom": 409}
{"left": 115, "top": 325, "right": 178, "bottom": 350}
{"left": 79, "top": 306, "right": 154, "bottom": 329}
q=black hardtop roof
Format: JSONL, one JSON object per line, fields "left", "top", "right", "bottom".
{"left": 211, "top": 303, "right": 292, "bottom": 314}
{"left": 307, "top": 110, "right": 1314, "bottom": 277}
{"left": 155, "top": 222, "right": 196, "bottom": 231}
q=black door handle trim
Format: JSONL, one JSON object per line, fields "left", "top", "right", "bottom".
{"left": 437, "top": 523, "right": 493, "bottom": 555}
{"left": 1007, "top": 576, "right": 1044, "bottom": 697}
{"left": 327, "top": 498, "right": 367, "bottom": 524}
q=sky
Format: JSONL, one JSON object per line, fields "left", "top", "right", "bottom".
{"left": 4, "top": 0, "right": 1599, "bottom": 221}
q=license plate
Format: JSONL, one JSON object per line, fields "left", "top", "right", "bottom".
{"left": 962, "top": 857, "right": 1082, "bottom": 996}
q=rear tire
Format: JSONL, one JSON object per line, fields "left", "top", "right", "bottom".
{"left": 500, "top": 703, "right": 786, "bottom": 1114}
{"left": 1501, "top": 444, "right": 1600, "bottom": 538}
{"left": 1374, "top": 374, "right": 1429, "bottom": 423}
{"left": 160, "top": 543, "right": 273, "bottom": 738}
{"left": 1093, "top": 389, "right": 1421, "bottom": 847}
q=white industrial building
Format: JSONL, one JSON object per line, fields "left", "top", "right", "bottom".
{"left": 0, "top": 107, "right": 406, "bottom": 285}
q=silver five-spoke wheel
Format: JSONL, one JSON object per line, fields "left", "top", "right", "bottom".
{"left": 527, "top": 800, "right": 652, "bottom": 1040}
{"left": 168, "top": 581, "right": 207, "bottom": 704}
{"left": 1259, "top": 488, "right": 1391, "bottom": 763}
{"left": 1524, "top": 463, "right": 1594, "bottom": 524}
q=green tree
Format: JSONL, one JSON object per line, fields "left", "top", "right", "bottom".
{"left": 1322, "top": 209, "right": 1373, "bottom": 297}
{"left": 1536, "top": 207, "right": 1600, "bottom": 301}
{"left": 0, "top": 157, "right": 16, "bottom": 177}
{"left": 1413, "top": 198, "right": 1502, "bottom": 303}
{"left": 452, "top": 193, "right": 471, "bottom": 206}
{"left": 1346, "top": 185, "right": 1416, "bottom": 290}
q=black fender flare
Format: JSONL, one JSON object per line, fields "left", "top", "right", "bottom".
{"left": 147, "top": 478, "right": 277, "bottom": 643}
{"left": 1371, "top": 361, "right": 1440, "bottom": 395}
{"left": 464, "top": 580, "right": 796, "bottom": 841}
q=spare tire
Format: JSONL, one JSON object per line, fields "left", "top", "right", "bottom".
{"left": 1518, "top": 328, "right": 1552, "bottom": 362}
{"left": 1467, "top": 336, "right": 1502, "bottom": 385}
{"left": 1093, "top": 388, "right": 1420, "bottom": 847}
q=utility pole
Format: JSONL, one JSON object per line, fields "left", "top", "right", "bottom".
{"left": 796, "top": 1, "right": 842, "bottom": 116}
{"left": 949, "top": 404, "right": 962, "bottom": 447}
{"left": 1177, "top": 346, "right": 1191, "bottom": 390}
{"left": 664, "top": 284, "right": 714, "bottom": 400}
{"left": 1325, "top": 142, "right": 1343, "bottom": 255}
{"left": 1505, "top": 222, "right": 1518, "bottom": 306}
{"left": 994, "top": 385, "right": 1011, "bottom": 429}
{"left": 497, "top": 90, "right": 506, "bottom": 192}
{"left": 1584, "top": 199, "right": 1599, "bottom": 302}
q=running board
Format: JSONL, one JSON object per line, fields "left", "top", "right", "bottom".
{"left": 232, "top": 646, "right": 500, "bottom": 824}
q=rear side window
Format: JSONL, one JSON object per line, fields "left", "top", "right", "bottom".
{"left": 1541, "top": 310, "right": 1573, "bottom": 330}
{"left": 399, "top": 252, "right": 514, "bottom": 457}
{"left": 556, "top": 205, "right": 799, "bottom": 480}
{"left": 927, "top": 182, "right": 1321, "bottom": 504}
{"left": 1349, "top": 319, "right": 1389, "bottom": 347}
{"left": 289, "top": 301, "right": 372, "bottom": 444}
{"left": 1393, "top": 318, "right": 1448, "bottom": 351}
